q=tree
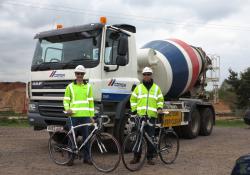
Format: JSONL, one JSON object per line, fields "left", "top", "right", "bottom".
{"left": 225, "top": 68, "right": 240, "bottom": 91}
{"left": 226, "top": 67, "right": 250, "bottom": 109}
{"left": 219, "top": 80, "right": 237, "bottom": 111}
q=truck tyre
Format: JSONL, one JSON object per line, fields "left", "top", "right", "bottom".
{"left": 200, "top": 108, "right": 214, "bottom": 136}
{"left": 243, "top": 110, "right": 250, "bottom": 125}
{"left": 173, "top": 126, "right": 183, "bottom": 138}
{"left": 182, "top": 109, "right": 201, "bottom": 139}
{"left": 114, "top": 111, "right": 129, "bottom": 143}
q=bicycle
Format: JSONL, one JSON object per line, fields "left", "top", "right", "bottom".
{"left": 122, "top": 114, "right": 179, "bottom": 171}
{"left": 48, "top": 115, "right": 121, "bottom": 173}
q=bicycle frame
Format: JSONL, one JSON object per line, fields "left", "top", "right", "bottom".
{"left": 132, "top": 116, "right": 166, "bottom": 155}
{"left": 67, "top": 117, "right": 97, "bottom": 153}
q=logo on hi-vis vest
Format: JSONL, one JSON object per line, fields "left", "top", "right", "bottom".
{"left": 49, "top": 71, "right": 65, "bottom": 78}
{"left": 108, "top": 79, "right": 126, "bottom": 88}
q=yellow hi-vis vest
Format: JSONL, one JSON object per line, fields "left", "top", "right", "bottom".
{"left": 63, "top": 82, "right": 94, "bottom": 117}
{"left": 130, "top": 83, "right": 164, "bottom": 118}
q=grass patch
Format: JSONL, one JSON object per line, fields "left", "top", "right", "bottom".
{"left": 0, "top": 111, "right": 25, "bottom": 116}
{"left": 0, "top": 118, "right": 29, "bottom": 127}
{"left": 216, "top": 119, "right": 248, "bottom": 128}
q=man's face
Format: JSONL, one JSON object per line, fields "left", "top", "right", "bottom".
{"left": 75, "top": 72, "right": 85, "bottom": 80}
{"left": 143, "top": 73, "right": 152, "bottom": 82}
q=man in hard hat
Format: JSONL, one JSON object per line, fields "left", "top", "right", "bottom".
{"left": 130, "top": 66, "right": 164, "bottom": 165}
{"left": 63, "top": 65, "right": 94, "bottom": 165}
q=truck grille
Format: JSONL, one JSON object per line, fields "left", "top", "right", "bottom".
{"left": 38, "top": 101, "right": 65, "bottom": 117}
{"left": 31, "top": 80, "right": 73, "bottom": 118}
{"left": 31, "top": 80, "right": 73, "bottom": 99}
{"left": 32, "top": 80, "right": 72, "bottom": 89}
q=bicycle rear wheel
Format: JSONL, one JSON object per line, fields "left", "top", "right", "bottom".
{"left": 48, "top": 132, "right": 74, "bottom": 165}
{"left": 90, "top": 132, "right": 121, "bottom": 173}
{"left": 122, "top": 132, "right": 147, "bottom": 171}
{"left": 159, "top": 130, "right": 179, "bottom": 164}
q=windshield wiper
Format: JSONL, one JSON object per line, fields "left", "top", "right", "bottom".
{"left": 33, "top": 62, "right": 52, "bottom": 71}
{"left": 62, "top": 59, "right": 84, "bottom": 68}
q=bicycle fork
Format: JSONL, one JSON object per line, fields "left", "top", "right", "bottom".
{"left": 96, "top": 135, "right": 107, "bottom": 154}
{"left": 132, "top": 121, "right": 145, "bottom": 153}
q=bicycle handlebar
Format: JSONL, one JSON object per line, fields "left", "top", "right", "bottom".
{"left": 68, "top": 115, "right": 111, "bottom": 128}
{"left": 129, "top": 115, "right": 155, "bottom": 126}
{"left": 128, "top": 114, "right": 165, "bottom": 128}
{"left": 97, "top": 115, "right": 110, "bottom": 126}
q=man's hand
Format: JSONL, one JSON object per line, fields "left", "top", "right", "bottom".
{"left": 66, "top": 109, "right": 73, "bottom": 116}
{"left": 130, "top": 110, "right": 137, "bottom": 115}
{"left": 157, "top": 108, "right": 163, "bottom": 114}
{"left": 91, "top": 118, "right": 95, "bottom": 124}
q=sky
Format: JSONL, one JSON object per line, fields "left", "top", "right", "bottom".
{"left": 0, "top": 0, "right": 250, "bottom": 87}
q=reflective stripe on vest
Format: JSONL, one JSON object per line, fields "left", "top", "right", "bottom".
{"left": 138, "top": 84, "right": 157, "bottom": 111}
{"left": 69, "top": 83, "right": 75, "bottom": 102}
{"left": 66, "top": 82, "right": 94, "bottom": 117}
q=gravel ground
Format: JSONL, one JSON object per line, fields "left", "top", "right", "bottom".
{"left": 0, "top": 126, "right": 250, "bottom": 175}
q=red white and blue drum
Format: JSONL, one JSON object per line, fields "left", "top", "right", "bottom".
{"left": 142, "top": 39, "right": 204, "bottom": 98}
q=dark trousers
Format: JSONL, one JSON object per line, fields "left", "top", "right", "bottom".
{"left": 135, "top": 118, "right": 155, "bottom": 160}
{"left": 69, "top": 117, "right": 91, "bottom": 161}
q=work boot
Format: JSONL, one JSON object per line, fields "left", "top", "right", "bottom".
{"left": 147, "top": 159, "right": 155, "bottom": 165}
{"left": 130, "top": 157, "right": 140, "bottom": 164}
{"left": 66, "top": 152, "right": 75, "bottom": 166}
{"left": 67, "top": 159, "right": 74, "bottom": 166}
{"left": 83, "top": 159, "right": 93, "bottom": 165}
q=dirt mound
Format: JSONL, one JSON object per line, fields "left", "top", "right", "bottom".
{"left": 0, "top": 82, "right": 26, "bottom": 113}
{"left": 213, "top": 101, "right": 232, "bottom": 113}
{"left": 0, "top": 82, "right": 26, "bottom": 92}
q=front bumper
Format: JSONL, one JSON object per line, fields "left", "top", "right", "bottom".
{"left": 28, "top": 112, "right": 68, "bottom": 130}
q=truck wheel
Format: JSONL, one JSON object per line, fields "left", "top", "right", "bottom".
{"left": 182, "top": 109, "right": 201, "bottom": 139}
{"left": 243, "top": 110, "right": 250, "bottom": 125}
{"left": 173, "top": 126, "right": 183, "bottom": 138}
{"left": 50, "top": 132, "right": 68, "bottom": 144}
{"left": 114, "top": 112, "right": 129, "bottom": 143}
{"left": 200, "top": 108, "right": 214, "bottom": 136}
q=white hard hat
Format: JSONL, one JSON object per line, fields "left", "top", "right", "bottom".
{"left": 74, "top": 65, "right": 86, "bottom": 73}
{"left": 142, "top": 67, "right": 153, "bottom": 74}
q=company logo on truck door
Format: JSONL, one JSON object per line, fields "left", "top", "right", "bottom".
{"left": 108, "top": 79, "right": 126, "bottom": 88}
{"left": 49, "top": 71, "right": 65, "bottom": 78}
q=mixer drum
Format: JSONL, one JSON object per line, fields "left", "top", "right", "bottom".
{"left": 141, "top": 39, "right": 203, "bottom": 98}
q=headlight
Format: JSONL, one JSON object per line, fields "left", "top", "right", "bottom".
{"left": 29, "top": 103, "right": 38, "bottom": 112}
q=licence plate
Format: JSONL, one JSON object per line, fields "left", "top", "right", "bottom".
{"left": 47, "top": 125, "right": 64, "bottom": 132}
{"left": 162, "top": 111, "right": 182, "bottom": 127}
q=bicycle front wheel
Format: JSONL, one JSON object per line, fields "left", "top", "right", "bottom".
{"left": 122, "top": 132, "right": 147, "bottom": 171}
{"left": 159, "top": 130, "right": 179, "bottom": 164}
{"left": 90, "top": 132, "right": 121, "bottom": 173}
{"left": 48, "top": 132, "right": 74, "bottom": 165}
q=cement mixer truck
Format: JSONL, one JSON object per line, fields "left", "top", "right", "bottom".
{"left": 28, "top": 17, "right": 215, "bottom": 141}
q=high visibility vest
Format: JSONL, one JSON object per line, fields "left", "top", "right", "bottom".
{"left": 63, "top": 82, "right": 94, "bottom": 117}
{"left": 130, "top": 83, "right": 164, "bottom": 118}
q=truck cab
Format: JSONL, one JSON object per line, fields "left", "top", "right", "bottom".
{"left": 28, "top": 21, "right": 139, "bottom": 138}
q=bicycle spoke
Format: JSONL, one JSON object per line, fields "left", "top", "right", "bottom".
{"left": 159, "top": 131, "right": 179, "bottom": 164}
{"left": 90, "top": 132, "right": 121, "bottom": 173}
{"left": 48, "top": 132, "right": 74, "bottom": 165}
{"left": 122, "top": 132, "right": 147, "bottom": 171}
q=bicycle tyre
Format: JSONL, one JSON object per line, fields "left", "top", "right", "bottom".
{"left": 122, "top": 132, "right": 147, "bottom": 171}
{"left": 48, "top": 132, "right": 75, "bottom": 165}
{"left": 159, "top": 130, "right": 179, "bottom": 164}
{"left": 90, "top": 132, "right": 121, "bottom": 173}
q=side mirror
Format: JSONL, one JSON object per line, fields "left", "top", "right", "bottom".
{"left": 117, "top": 37, "right": 128, "bottom": 56}
{"left": 116, "top": 56, "right": 127, "bottom": 66}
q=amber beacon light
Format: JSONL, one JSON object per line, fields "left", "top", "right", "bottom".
{"left": 100, "top": 16, "right": 107, "bottom": 24}
{"left": 56, "top": 24, "right": 63, "bottom": 29}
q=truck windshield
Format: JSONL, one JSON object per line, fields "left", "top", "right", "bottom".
{"left": 31, "top": 29, "right": 102, "bottom": 71}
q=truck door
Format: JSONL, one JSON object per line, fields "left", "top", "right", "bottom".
{"left": 101, "top": 28, "right": 134, "bottom": 102}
